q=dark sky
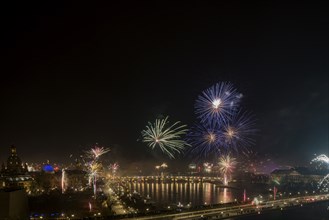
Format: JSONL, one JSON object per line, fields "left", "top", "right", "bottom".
{"left": 1, "top": 2, "right": 328, "bottom": 166}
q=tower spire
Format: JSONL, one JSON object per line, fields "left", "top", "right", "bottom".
{"left": 10, "top": 145, "right": 17, "bottom": 156}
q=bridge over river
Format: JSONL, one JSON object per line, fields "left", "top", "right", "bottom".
{"left": 115, "top": 175, "right": 227, "bottom": 185}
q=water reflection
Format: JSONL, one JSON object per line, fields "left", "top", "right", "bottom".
{"left": 128, "top": 181, "right": 239, "bottom": 206}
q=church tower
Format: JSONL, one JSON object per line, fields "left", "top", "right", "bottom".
{"left": 6, "top": 145, "right": 24, "bottom": 174}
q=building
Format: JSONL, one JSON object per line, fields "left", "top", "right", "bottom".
{"left": 0, "top": 146, "right": 34, "bottom": 191}
{"left": 0, "top": 188, "right": 29, "bottom": 219}
{"left": 270, "top": 167, "right": 326, "bottom": 185}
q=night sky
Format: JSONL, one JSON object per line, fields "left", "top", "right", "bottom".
{"left": 1, "top": 2, "right": 328, "bottom": 167}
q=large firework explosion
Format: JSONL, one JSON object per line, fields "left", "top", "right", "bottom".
{"left": 141, "top": 116, "right": 190, "bottom": 159}
{"left": 188, "top": 82, "right": 256, "bottom": 159}
{"left": 218, "top": 154, "right": 237, "bottom": 185}
{"left": 195, "top": 82, "right": 242, "bottom": 125}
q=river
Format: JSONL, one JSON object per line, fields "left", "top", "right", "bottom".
{"left": 127, "top": 181, "right": 243, "bottom": 207}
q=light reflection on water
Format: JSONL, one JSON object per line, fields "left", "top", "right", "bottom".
{"left": 128, "top": 182, "right": 241, "bottom": 206}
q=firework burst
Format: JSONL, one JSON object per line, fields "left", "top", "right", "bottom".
{"left": 86, "top": 161, "right": 102, "bottom": 197}
{"left": 109, "top": 163, "right": 119, "bottom": 175}
{"left": 86, "top": 161, "right": 102, "bottom": 182}
{"left": 222, "top": 111, "right": 257, "bottom": 152}
{"left": 160, "top": 163, "right": 168, "bottom": 168}
{"left": 311, "top": 154, "right": 329, "bottom": 191}
{"left": 186, "top": 123, "right": 222, "bottom": 158}
{"left": 87, "top": 145, "right": 110, "bottom": 160}
{"left": 311, "top": 154, "right": 329, "bottom": 164}
{"left": 141, "top": 116, "right": 189, "bottom": 159}
{"left": 218, "top": 154, "right": 237, "bottom": 185}
{"left": 83, "top": 144, "right": 109, "bottom": 199}
{"left": 195, "top": 82, "right": 242, "bottom": 125}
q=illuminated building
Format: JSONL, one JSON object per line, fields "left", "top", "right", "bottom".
{"left": 270, "top": 167, "right": 327, "bottom": 184}
{"left": 0, "top": 146, "right": 33, "bottom": 191}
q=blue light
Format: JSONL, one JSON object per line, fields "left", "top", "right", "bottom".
{"left": 42, "top": 164, "right": 54, "bottom": 172}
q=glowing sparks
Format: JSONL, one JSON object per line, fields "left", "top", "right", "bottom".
{"left": 312, "top": 154, "right": 329, "bottom": 164}
{"left": 86, "top": 161, "right": 102, "bottom": 198}
{"left": 311, "top": 154, "right": 329, "bottom": 190}
{"left": 84, "top": 145, "right": 108, "bottom": 199}
{"left": 186, "top": 123, "right": 221, "bottom": 158}
{"left": 195, "top": 82, "right": 241, "bottom": 125}
{"left": 61, "top": 169, "right": 66, "bottom": 194}
{"left": 190, "top": 82, "right": 256, "bottom": 159}
{"left": 219, "top": 154, "right": 237, "bottom": 175}
{"left": 208, "top": 133, "right": 216, "bottom": 142}
{"left": 212, "top": 99, "right": 221, "bottom": 109}
{"left": 109, "top": 163, "right": 119, "bottom": 175}
{"left": 218, "top": 154, "right": 237, "bottom": 185}
{"left": 141, "top": 116, "right": 190, "bottom": 158}
{"left": 160, "top": 163, "right": 168, "bottom": 168}
{"left": 203, "top": 162, "right": 213, "bottom": 173}
{"left": 222, "top": 111, "right": 257, "bottom": 152}
{"left": 87, "top": 145, "right": 110, "bottom": 160}
{"left": 319, "top": 174, "right": 329, "bottom": 189}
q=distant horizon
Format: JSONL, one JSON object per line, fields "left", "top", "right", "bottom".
{"left": 1, "top": 144, "right": 327, "bottom": 175}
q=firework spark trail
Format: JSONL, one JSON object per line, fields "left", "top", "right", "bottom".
{"left": 319, "top": 174, "right": 329, "bottom": 188}
{"left": 87, "top": 146, "right": 110, "bottom": 160}
{"left": 312, "top": 154, "right": 329, "bottom": 164}
{"left": 141, "top": 116, "right": 190, "bottom": 159}
{"left": 186, "top": 123, "right": 222, "bottom": 158}
{"left": 93, "top": 175, "right": 97, "bottom": 197}
{"left": 84, "top": 144, "right": 110, "bottom": 198}
{"left": 61, "top": 169, "right": 66, "bottom": 194}
{"left": 222, "top": 111, "right": 257, "bottom": 152}
{"left": 218, "top": 154, "right": 237, "bottom": 185}
{"left": 318, "top": 173, "right": 329, "bottom": 191}
{"left": 160, "top": 163, "right": 168, "bottom": 168}
{"left": 311, "top": 154, "right": 329, "bottom": 190}
{"left": 86, "top": 160, "right": 103, "bottom": 198}
{"left": 109, "top": 163, "right": 119, "bottom": 175}
{"left": 203, "top": 162, "right": 213, "bottom": 173}
{"left": 195, "top": 82, "right": 242, "bottom": 125}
